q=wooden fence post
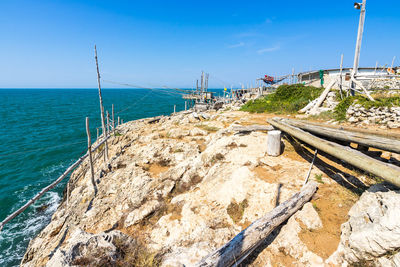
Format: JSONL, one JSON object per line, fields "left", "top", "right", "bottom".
{"left": 112, "top": 104, "right": 115, "bottom": 132}
{"left": 106, "top": 111, "right": 110, "bottom": 134}
{"left": 174, "top": 105, "right": 176, "bottom": 114}
{"left": 86, "top": 117, "right": 95, "bottom": 189}
{"left": 97, "top": 128, "right": 99, "bottom": 139}
{"left": 118, "top": 116, "right": 120, "bottom": 126}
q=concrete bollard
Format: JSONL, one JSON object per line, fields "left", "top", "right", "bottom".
{"left": 267, "top": 130, "right": 282, "bottom": 156}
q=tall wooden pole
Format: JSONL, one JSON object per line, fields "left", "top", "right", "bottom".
{"left": 112, "top": 104, "right": 115, "bottom": 132}
{"left": 94, "top": 45, "right": 108, "bottom": 161}
{"left": 351, "top": 0, "right": 366, "bottom": 96}
{"left": 106, "top": 110, "right": 110, "bottom": 134}
{"left": 86, "top": 117, "right": 95, "bottom": 189}
{"left": 339, "top": 54, "right": 344, "bottom": 98}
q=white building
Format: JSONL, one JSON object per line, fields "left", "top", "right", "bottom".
{"left": 297, "top": 67, "right": 400, "bottom": 89}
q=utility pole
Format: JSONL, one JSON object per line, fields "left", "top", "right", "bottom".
{"left": 351, "top": 0, "right": 367, "bottom": 96}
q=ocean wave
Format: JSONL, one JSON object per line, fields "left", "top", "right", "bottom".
{"left": 0, "top": 191, "right": 61, "bottom": 267}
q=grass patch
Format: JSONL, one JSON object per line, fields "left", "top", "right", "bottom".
{"left": 240, "top": 84, "right": 323, "bottom": 113}
{"left": 196, "top": 124, "right": 220, "bottom": 132}
{"left": 113, "top": 131, "right": 122, "bottom": 137}
{"left": 314, "top": 174, "right": 324, "bottom": 184}
{"left": 173, "top": 148, "right": 184, "bottom": 153}
{"left": 308, "top": 111, "right": 336, "bottom": 121}
{"left": 227, "top": 199, "right": 249, "bottom": 224}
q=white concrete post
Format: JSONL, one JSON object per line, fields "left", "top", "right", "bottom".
{"left": 267, "top": 130, "right": 282, "bottom": 157}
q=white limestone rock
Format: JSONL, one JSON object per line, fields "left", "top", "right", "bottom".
{"left": 327, "top": 183, "right": 400, "bottom": 266}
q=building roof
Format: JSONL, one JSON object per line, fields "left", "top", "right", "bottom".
{"left": 297, "top": 66, "right": 399, "bottom": 76}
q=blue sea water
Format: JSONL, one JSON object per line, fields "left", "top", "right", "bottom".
{"left": 0, "top": 88, "right": 218, "bottom": 266}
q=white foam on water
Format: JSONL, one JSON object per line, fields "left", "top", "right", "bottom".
{"left": 0, "top": 191, "right": 61, "bottom": 266}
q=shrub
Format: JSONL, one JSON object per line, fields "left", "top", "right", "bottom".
{"left": 240, "top": 84, "right": 323, "bottom": 113}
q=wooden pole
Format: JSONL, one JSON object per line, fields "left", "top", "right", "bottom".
{"left": 303, "top": 149, "right": 318, "bottom": 187}
{"left": 94, "top": 45, "right": 108, "bottom": 161}
{"left": 86, "top": 117, "right": 95, "bottom": 189}
{"left": 309, "top": 79, "right": 337, "bottom": 114}
{"left": 268, "top": 118, "right": 400, "bottom": 188}
{"left": 282, "top": 118, "right": 400, "bottom": 154}
{"left": 196, "top": 182, "right": 318, "bottom": 266}
{"left": 106, "top": 111, "right": 110, "bottom": 134}
{"left": 339, "top": 54, "right": 344, "bottom": 98}
{"left": 118, "top": 116, "right": 120, "bottom": 126}
{"left": 112, "top": 104, "right": 115, "bottom": 131}
{"left": 97, "top": 128, "right": 99, "bottom": 139}
{"left": 174, "top": 105, "right": 176, "bottom": 114}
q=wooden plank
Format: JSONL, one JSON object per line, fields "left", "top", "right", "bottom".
{"left": 283, "top": 118, "right": 400, "bottom": 153}
{"left": 196, "top": 182, "right": 318, "bottom": 267}
{"left": 268, "top": 118, "right": 400, "bottom": 187}
{"left": 309, "top": 79, "right": 336, "bottom": 114}
{"left": 294, "top": 120, "right": 400, "bottom": 141}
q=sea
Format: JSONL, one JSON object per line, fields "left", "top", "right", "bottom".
{"left": 0, "top": 88, "right": 222, "bottom": 267}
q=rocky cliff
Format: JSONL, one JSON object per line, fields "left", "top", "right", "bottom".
{"left": 20, "top": 107, "right": 400, "bottom": 266}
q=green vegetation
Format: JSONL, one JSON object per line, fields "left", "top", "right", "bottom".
{"left": 227, "top": 199, "right": 249, "bottom": 224}
{"left": 314, "top": 174, "right": 324, "bottom": 184}
{"left": 196, "top": 124, "right": 220, "bottom": 132}
{"left": 240, "top": 83, "right": 400, "bottom": 122}
{"left": 334, "top": 95, "right": 400, "bottom": 121}
{"left": 240, "top": 84, "right": 323, "bottom": 113}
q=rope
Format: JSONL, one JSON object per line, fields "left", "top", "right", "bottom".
{"left": 101, "top": 79, "right": 186, "bottom": 116}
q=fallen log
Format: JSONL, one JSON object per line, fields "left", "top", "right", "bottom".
{"left": 196, "top": 182, "right": 318, "bottom": 267}
{"left": 298, "top": 98, "right": 318, "bottom": 114}
{"left": 232, "top": 124, "right": 274, "bottom": 134}
{"left": 268, "top": 118, "right": 400, "bottom": 188}
{"left": 282, "top": 118, "right": 400, "bottom": 154}
{"left": 295, "top": 120, "right": 400, "bottom": 141}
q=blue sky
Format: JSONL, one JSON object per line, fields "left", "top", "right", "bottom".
{"left": 0, "top": 0, "right": 399, "bottom": 88}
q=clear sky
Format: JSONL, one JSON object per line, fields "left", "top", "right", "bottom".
{"left": 0, "top": 0, "right": 399, "bottom": 88}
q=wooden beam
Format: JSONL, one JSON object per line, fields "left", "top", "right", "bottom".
{"left": 293, "top": 120, "right": 400, "bottom": 140}
{"left": 268, "top": 118, "right": 400, "bottom": 188}
{"left": 283, "top": 119, "right": 400, "bottom": 154}
{"left": 196, "top": 182, "right": 318, "bottom": 267}
{"left": 232, "top": 124, "right": 274, "bottom": 134}
{"left": 309, "top": 79, "right": 337, "bottom": 114}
